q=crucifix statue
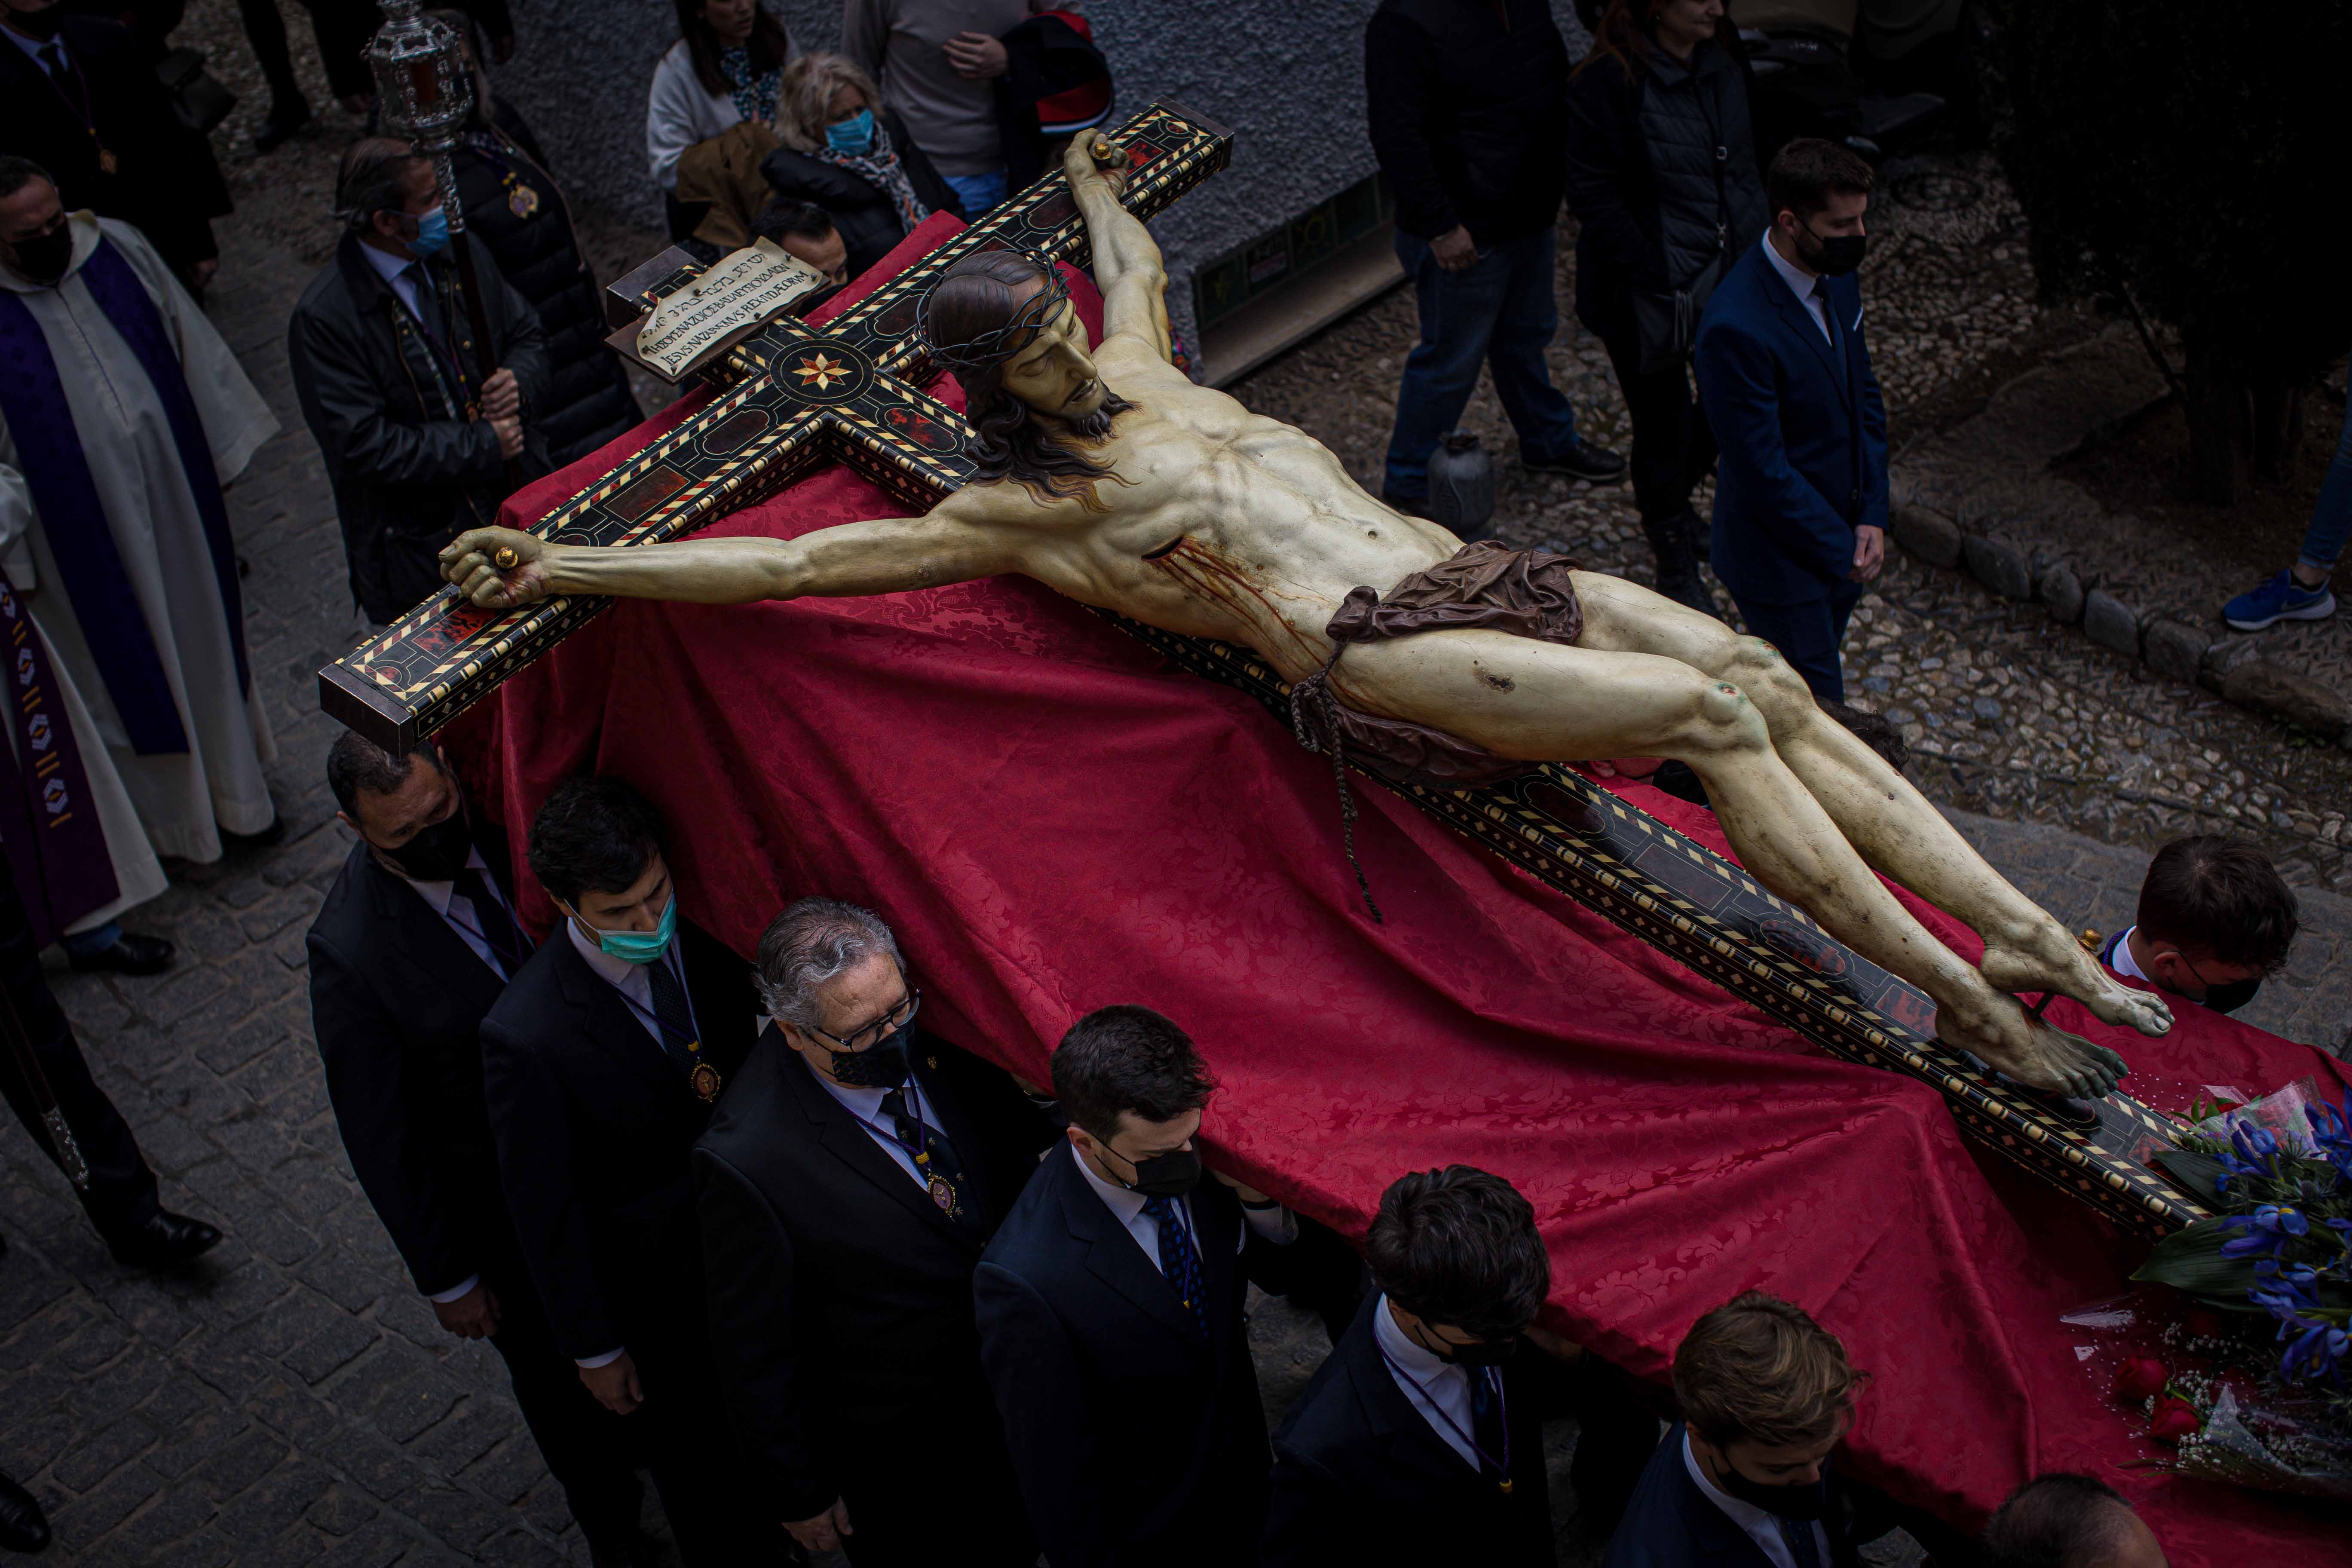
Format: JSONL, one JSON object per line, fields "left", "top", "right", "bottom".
{"left": 441, "top": 134, "right": 2170, "bottom": 1102}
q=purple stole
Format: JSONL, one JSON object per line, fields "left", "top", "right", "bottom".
{"left": 0, "top": 579, "right": 119, "bottom": 947}
{"left": 0, "top": 236, "right": 251, "bottom": 757}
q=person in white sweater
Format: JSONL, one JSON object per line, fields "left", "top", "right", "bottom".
{"left": 647, "top": 0, "right": 798, "bottom": 193}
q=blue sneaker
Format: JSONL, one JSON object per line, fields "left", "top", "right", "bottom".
{"left": 2223, "top": 569, "right": 2336, "bottom": 631}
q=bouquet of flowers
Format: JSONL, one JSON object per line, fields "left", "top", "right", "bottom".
{"left": 2124, "top": 1079, "right": 2352, "bottom": 1500}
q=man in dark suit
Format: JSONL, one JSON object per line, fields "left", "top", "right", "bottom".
{"left": 1695, "top": 139, "right": 1888, "bottom": 702}
{"left": 696, "top": 897, "right": 1054, "bottom": 1565}
{"left": 977, "top": 1004, "right": 1305, "bottom": 1568}
{"left": 306, "top": 734, "right": 644, "bottom": 1565}
{"left": 1606, "top": 1291, "right": 1868, "bottom": 1568}
{"left": 1262, "top": 1165, "right": 1556, "bottom": 1567}
{"left": 482, "top": 774, "right": 770, "bottom": 1564}
{"left": 0, "top": 0, "right": 231, "bottom": 288}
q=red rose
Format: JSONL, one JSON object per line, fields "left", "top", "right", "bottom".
{"left": 2147, "top": 1399, "right": 2202, "bottom": 1443}
{"left": 2113, "top": 1357, "right": 2168, "bottom": 1403}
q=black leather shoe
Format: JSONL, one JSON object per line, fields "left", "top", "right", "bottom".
{"left": 0, "top": 1469, "right": 51, "bottom": 1553}
{"left": 66, "top": 932, "right": 175, "bottom": 977}
{"left": 104, "top": 1210, "right": 222, "bottom": 1269}
{"left": 1523, "top": 442, "right": 1629, "bottom": 484}
{"left": 254, "top": 96, "right": 313, "bottom": 153}
{"left": 219, "top": 816, "right": 284, "bottom": 849}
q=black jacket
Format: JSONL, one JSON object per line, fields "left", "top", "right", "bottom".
{"left": 305, "top": 822, "right": 525, "bottom": 1296}
{"left": 1603, "top": 1423, "right": 1863, "bottom": 1568}
{"left": 693, "top": 1034, "right": 1054, "bottom": 1533}
{"left": 288, "top": 230, "right": 553, "bottom": 624}
{"left": 992, "top": 12, "right": 1113, "bottom": 189}
{"left": 0, "top": 15, "right": 230, "bottom": 276}
{"left": 1364, "top": 0, "right": 1570, "bottom": 245}
{"left": 481, "top": 916, "right": 757, "bottom": 1361}
{"left": 1262, "top": 1294, "right": 1554, "bottom": 1568}
{"left": 976, "top": 1141, "right": 1295, "bottom": 1568}
{"left": 454, "top": 101, "right": 641, "bottom": 467}
{"left": 1564, "top": 40, "right": 1767, "bottom": 344}
{"left": 759, "top": 108, "right": 965, "bottom": 282}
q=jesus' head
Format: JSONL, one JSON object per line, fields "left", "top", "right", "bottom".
{"left": 922, "top": 250, "right": 1133, "bottom": 505}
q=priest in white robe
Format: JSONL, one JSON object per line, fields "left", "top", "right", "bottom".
{"left": 0, "top": 162, "right": 277, "bottom": 968}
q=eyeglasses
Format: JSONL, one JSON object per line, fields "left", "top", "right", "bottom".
{"left": 808, "top": 988, "right": 921, "bottom": 1055}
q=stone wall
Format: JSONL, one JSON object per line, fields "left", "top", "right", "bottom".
{"left": 494, "top": 0, "right": 1592, "bottom": 349}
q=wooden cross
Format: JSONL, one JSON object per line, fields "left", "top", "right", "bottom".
{"left": 318, "top": 98, "right": 1233, "bottom": 755}
{"left": 311, "top": 99, "right": 2205, "bottom": 1235}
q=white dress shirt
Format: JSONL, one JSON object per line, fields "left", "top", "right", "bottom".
{"left": 393, "top": 845, "right": 519, "bottom": 981}
{"left": 1071, "top": 1144, "right": 1298, "bottom": 1270}
{"left": 1763, "top": 234, "right": 1833, "bottom": 344}
{"left": 2107, "top": 925, "right": 2152, "bottom": 983}
{"left": 1371, "top": 1292, "right": 1482, "bottom": 1470}
{"left": 813, "top": 1064, "right": 945, "bottom": 1191}
{"left": 1682, "top": 1430, "right": 1832, "bottom": 1568}
{"left": 2, "top": 24, "right": 63, "bottom": 74}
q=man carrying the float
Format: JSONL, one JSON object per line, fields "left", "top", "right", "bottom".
{"left": 443, "top": 135, "right": 2165, "bottom": 1101}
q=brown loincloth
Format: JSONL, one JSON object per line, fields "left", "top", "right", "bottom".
{"left": 1289, "top": 541, "right": 1584, "bottom": 792}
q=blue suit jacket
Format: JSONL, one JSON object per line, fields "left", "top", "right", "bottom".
{"left": 1694, "top": 239, "right": 1888, "bottom": 607}
{"left": 1604, "top": 1424, "right": 1862, "bottom": 1568}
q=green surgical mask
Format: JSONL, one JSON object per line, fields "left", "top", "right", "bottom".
{"left": 572, "top": 891, "right": 676, "bottom": 965}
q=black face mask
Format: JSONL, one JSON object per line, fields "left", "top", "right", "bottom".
{"left": 1713, "top": 1460, "right": 1830, "bottom": 1521}
{"left": 2199, "top": 978, "right": 2260, "bottom": 1015}
{"left": 379, "top": 808, "right": 472, "bottom": 882}
{"left": 10, "top": 225, "right": 72, "bottom": 284}
{"left": 1113, "top": 1144, "right": 1202, "bottom": 1198}
{"left": 1419, "top": 1327, "right": 1519, "bottom": 1368}
{"left": 1799, "top": 220, "right": 1866, "bottom": 277}
{"left": 825, "top": 1020, "right": 912, "bottom": 1089}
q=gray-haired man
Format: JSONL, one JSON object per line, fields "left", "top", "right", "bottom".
{"left": 693, "top": 897, "right": 1055, "bottom": 1566}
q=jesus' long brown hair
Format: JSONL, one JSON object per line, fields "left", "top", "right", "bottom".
{"left": 926, "top": 252, "right": 1133, "bottom": 510}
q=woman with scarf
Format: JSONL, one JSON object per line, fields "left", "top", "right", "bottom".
{"left": 648, "top": 0, "right": 795, "bottom": 231}
{"left": 760, "top": 53, "right": 964, "bottom": 281}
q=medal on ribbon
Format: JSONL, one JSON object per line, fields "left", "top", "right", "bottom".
{"left": 690, "top": 1061, "right": 722, "bottom": 1101}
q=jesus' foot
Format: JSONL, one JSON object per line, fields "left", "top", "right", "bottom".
{"left": 1935, "top": 993, "right": 2130, "bottom": 1100}
{"left": 1978, "top": 922, "right": 2174, "bottom": 1039}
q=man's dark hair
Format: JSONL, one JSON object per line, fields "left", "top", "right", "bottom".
{"left": 1051, "top": 1004, "right": 1215, "bottom": 1142}
{"left": 1767, "top": 138, "right": 1875, "bottom": 224}
{"left": 1818, "top": 698, "right": 1908, "bottom": 775}
{"left": 1366, "top": 1166, "right": 1550, "bottom": 1342}
{"left": 1673, "top": 1291, "right": 1868, "bottom": 1450}
{"left": 336, "top": 138, "right": 429, "bottom": 232}
{"left": 750, "top": 197, "right": 837, "bottom": 247}
{"left": 2136, "top": 834, "right": 2299, "bottom": 971}
{"left": 525, "top": 775, "right": 666, "bottom": 906}
{"left": 326, "top": 731, "right": 444, "bottom": 816}
{"left": 674, "top": 0, "right": 790, "bottom": 99}
{"left": 922, "top": 250, "right": 1135, "bottom": 508}
{"left": 1981, "top": 1474, "right": 2141, "bottom": 1568}
{"left": 0, "top": 156, "right": 53, "bottom": 203}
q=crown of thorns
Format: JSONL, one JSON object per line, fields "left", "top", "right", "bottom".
{"left": 916, "top": 259, "right": 1070, "bottom": 374}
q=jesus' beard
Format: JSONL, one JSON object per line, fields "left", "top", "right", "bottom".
{"left": 1054, "top": 389, "right": 1130, "bottom": 443}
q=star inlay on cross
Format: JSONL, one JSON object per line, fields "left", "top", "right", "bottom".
{"left": 793, "top": 352, "right": 851, "bottom": 391}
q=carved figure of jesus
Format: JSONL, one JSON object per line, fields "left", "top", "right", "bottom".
{"left": 445, "top": 136, "right": 2168, "bottom": 1097}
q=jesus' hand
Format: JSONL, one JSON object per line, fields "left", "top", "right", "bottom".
{"left": 442, "top": 527, "right": 557, "bottom": 609}
{"left": 1063, "top": 132, "right": 1126, "bottom": 197}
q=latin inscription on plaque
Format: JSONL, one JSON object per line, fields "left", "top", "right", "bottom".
{"left": 636, "top": 242, "right": 828, "bottom": 380}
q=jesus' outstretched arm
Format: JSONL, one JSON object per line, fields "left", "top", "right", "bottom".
{"left": 439, "top": 501, "right": 1020, "bottom": 612}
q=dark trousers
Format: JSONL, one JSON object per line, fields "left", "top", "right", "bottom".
{"left": 0, "top": 867, "right": 159, "bottom": 1240}
{"left": 473, "top": 1245, "right": 644, "bottom": 1537}
{"left": 622, "top": 1307, "right": 782, "bottom": 1563}
{"left": 1599, "top": 327, "right": 1718, "bottom": 524}
{"left": 1384, "top": 227, "right": 1585, "bottom": 499}
{"left": 836, "top": 1377, "right": 1036, "bottom": 1567}
{"left": 1732, "top": 579, "right": 1866, "bottom": 702}
{"left": 238, "top": 0, "right": 378, "bottom": 104}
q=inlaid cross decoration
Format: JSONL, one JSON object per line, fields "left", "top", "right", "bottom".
{"left": 313, "top": 99, "right": 2211, "bottom": 1236}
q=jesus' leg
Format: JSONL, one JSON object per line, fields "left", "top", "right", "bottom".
{"left": 1570, "top": 574, "right": 2173, "bottom": 1041}
{"left": 1335, "top": 628, "right": 2130, "bottom": 1098}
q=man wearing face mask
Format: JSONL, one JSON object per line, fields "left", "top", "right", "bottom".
{"left": 1693, "top": 138, "right": 1887, "bottom": 703}
{"left": 288, "top": 137, "right": 551, "bottom": 628}
{"left": 306, "top": 735, "right": 648, "bottom": 1566}
{"left": 2097, "top": 835, "right": 2297, "bottom": 1018}
{"left": 1608, "top": 1291, "right": 1872, "bottom": 1568}
{"left": 481, "top": 772, "right": 770, "bottom": 1563}
{"left": 693, "top": 897, "right": 1054, "bottom": 1564}
{"left": 977, "top": 1004, "right": 1304, "bottom": 1568}
{"left": 1262, "top": 1165, "right": 1561, "bottom": 1567}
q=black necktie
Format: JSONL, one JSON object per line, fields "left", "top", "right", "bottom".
{"left": 452, "top": 866, "right": 527, "bottom": 976}
{"left": 1811, "top": 277, "right": 1841, "bottom": 356}
{"left": 400, "top": 261, "right": 453, "bottom": 357}
{"left": 879, "top": 1086, "right": 981, "bottom": 1237}
{"left": 1470, "top": 1366, "right": 1508, "bottom": 1481}
{"left": 1141, "top": 1194, "right": 1210, "bottom": 1341}
{"left": 644, "top": 952, "right": 697, "bottom": 1065}
{"left": 1778, "top": 1517, "right": 1824, "bottom": 1568}
{"left": 39, "top": 44, "right": 88, "bottom": 125}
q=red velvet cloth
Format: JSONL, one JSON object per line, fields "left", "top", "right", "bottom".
{"left": 455, "top": 217, "right": 2349, "bottom": 1561}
